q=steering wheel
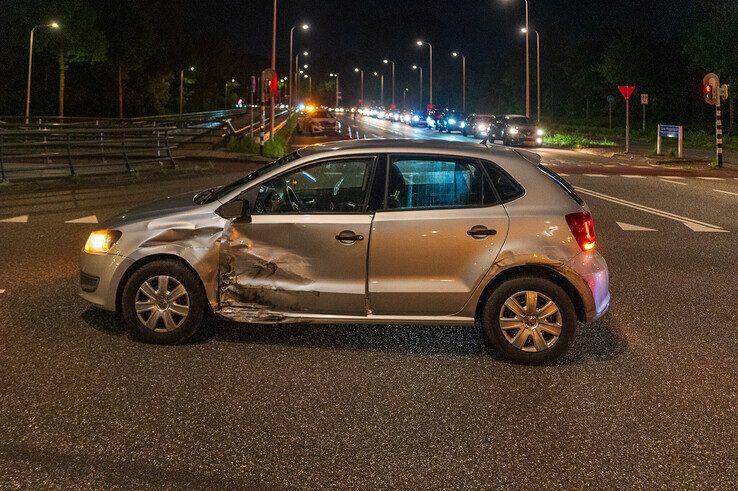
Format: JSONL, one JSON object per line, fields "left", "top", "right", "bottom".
{"left": 286, "top": 186, "right": 307, "bottom": 212}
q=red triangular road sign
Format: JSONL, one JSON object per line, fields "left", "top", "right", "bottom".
{"left": 618, "top": 85, "right": 636, "bottom": 100}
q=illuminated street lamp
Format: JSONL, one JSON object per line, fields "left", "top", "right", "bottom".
{"left": 179, "top": 66, "right": 195, "bottom": 114}
{"left": 452, "top": 52, "right": 466, "bottom": 113}
{"left": 289, "top": 23, "right": 309, "bottom": 107}
{"left": 25, "top": 21, "right": 60, "bottom": 122}
{"left": 416, "top": 40, "right": 433, "bottom": 107}
{"left": 521, "top": 27, "right": 541, "bottom": 123}
{"left": 329, "top": 73, "right": 340, "bottom": 108}
{"left": 505, "top": 0, "right": 530, "bottom": 118}
{"left": 303, "top": 74, "right": 312, "bottom": 99}
{"left": 295, "top": 51, "right": 308, "bottom": 101}
{"left": 403, "top": 87, "right": 409, "bottom": 110}
{"left": 373, "top": 71, "right": 384, "bottom": 107}
{"left": 354, "top": 68, "right": 364, "bottom": 105}
{"left": 412, "top": 65, "right": 423, "bottom": 109}
{"left": 383, "top": 59, "right": 395, "bottom": 108}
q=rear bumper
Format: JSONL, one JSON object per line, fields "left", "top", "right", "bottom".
{"left": 565, "top": 250, "right": 610, "bottom": 322}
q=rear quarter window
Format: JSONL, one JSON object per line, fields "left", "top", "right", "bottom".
{"left": 482, "top": 162, "right": 525, "bottom": 202}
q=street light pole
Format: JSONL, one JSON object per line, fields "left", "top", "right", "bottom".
{"left": 288, "top": 24, "right": 309, "bottom": 109}
{"left": 412, "top": 65, "right": 423, "bottom": 110}
{"left": 295, "top": 52, "right": 308, "bottom": 103}
{"left": 383, "top": 59, "right": 395, "bottom": 108}
{"left": 354, "top": 68, "right": 364, "bottom": 106}
{"left": 524, "top": 0, "right": 530, "bottom": 118}
{"left": 179, "top": 66, "right": 194, "bottom": 114}
{"left": 330, "top": 73, "right": 340, "bottom": 108}
{"left": 25, "top": 22, "right": 59, "bottom": 123}
{"left": 417, "top": 41, "right": 433, "bottom": 107}
{"left": 374, "top": 72, "right": 384, "bottom": 107}
{"left": 452, "top": 52, "right": 466, "bottom": 113}
{"left": 521, "top": 27, "right": 541, "bottom": 123}
{"left": 403, "top": 88, "right": 409, "bottom": 110}
{"left": 270, "top": 0, "right": 277, "bottom": 136}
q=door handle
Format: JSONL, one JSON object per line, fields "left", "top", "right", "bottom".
{"left": 467, "top": 226, "right": 497, "bottom": 238}
{"left": 335, "top": 231, "right": 364, "bottom": 242}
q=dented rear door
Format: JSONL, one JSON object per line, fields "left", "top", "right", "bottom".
{"left": 219, "top": 156, "right": 377, "bottom": 318}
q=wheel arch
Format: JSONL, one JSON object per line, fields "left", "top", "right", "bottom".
{"left": 474, "top": 265, "right": 587, "bottom": 324}
{"left": 115, "top": 253, "right": 210, "bottom": 312}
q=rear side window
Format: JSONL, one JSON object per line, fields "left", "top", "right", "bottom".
{"left": 538, "top": 164, "right": 584, "bottom": 206}
{"left": 483, "top": 163, "right": 525, "bottom": 202}
{"left": 387, "top": 157, "right": 496, "bottom": 210}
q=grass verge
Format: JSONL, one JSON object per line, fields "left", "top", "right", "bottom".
{"left": 228, "top": 114, "right": 298, "bottom": 158}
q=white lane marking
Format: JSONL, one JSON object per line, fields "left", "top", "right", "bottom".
{"left": 697, "top": 177, "right": 725, "bottom": 181}
{"left": 714, "top": 189, "right": 738, "bottom": 197}
{"left": 617, "top": 222, "right": 658, "bottom": 231}
{"left": 584, "top": 174, "right": 608, "bottom": 177}
{"left": 683, "top": 222, "right": 730, "bottom": 233}
{"left": 0, "top": 289, "right": 5, "bottom": 295}
{"left": 0, "top": 215, "right": 29, "bottom": 223}
{"left": 659, "top": 178, "right": 687, "bottom": 186}
{"left": 604, "top": 164, "right": 618, "bottom": 168}
{"left": 558, "top": 173, "right": 569, "bottom": 176}
{"left": 574, "top": 186, "right": 728, "bottom": 232}
{"left": 65, "top": 215, "right": 98, "bottom": 224}
{"left": 621, "top": 175, "right": 646, "bottom": 178}
{"left": 658, "top": 176, "right": 684, "bottom": 179}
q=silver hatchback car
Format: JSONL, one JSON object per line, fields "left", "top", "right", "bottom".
{"left": 80, "top": 140, "right": 609, "bottom": 364}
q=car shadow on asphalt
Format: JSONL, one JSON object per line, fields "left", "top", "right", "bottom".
{"left": 81, "top": 307, "right": 627, "bottom": 364}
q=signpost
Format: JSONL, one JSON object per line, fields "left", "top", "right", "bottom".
{"left": 250, "top": 75, "right": 256, "bottom": 140}
{"left": 260, "top": 68, "right": 277, "bottom": 155}
{"left": 640, "top": 93, "right": 648, "bottom": 131}
{"left": 607, "top": 95, "right": 615, "bottom": 129}
{"left": 656, "top": 124, "right": 683, "bottom": 158}
{"left": 618, "top": 85, "right": 635, "bottom": 153}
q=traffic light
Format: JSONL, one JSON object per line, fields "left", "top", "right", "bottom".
{"left": 703, "top": 73, "right": 719, "bottom": 106}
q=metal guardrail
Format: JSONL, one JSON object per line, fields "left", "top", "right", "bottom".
{"left": 0, "top": 126, "right": 176, "bottom": 180}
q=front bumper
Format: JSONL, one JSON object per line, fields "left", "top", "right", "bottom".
{"left": 79, "top": 251, "right": 135, "bottom": 311}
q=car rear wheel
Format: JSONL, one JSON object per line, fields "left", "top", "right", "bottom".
{"left": 482, "top": 276, "right": 577, "bottom": 365}
{"left": 122, "top": 259, "right": 206, "bottom": 345}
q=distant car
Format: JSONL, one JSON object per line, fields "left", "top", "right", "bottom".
{"left": 426, "top": 109, "right": 444, "bottom": 130}
{"left": 79, "top": 139, "right": 609, "bottom": 365}
{"left": 437, "top": 111, "right": 466, "bottom": 133}
{"left": 492, "top": 115, "right": 544, "bottom": 147}
{"left": 298, "top": 109, "right": 340, "bottom": 135}
{"left": 407, "top": 111, "right": 428, "bottom": 127}
{"left": 463, "top": 114, "right": 496, "bottom": 139}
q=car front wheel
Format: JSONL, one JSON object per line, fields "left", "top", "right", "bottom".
{"left": 122, "top": 259, "right": 206, "bottom": 345}
{"left": 482, "top": 276, "right": 577, "bottom": 365}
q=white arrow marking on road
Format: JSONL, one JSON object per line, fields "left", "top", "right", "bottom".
{"left": 683, "top": 222, "right": 730, "bottom": 233}
{"left": 617, "top": 222, "right": 658, "bottom": 231}
{"left": 574, "top": 186, "right": 728, "bottom": 232}
{"left": 659, "top": 178, "right": 687, "bottom": 185}
{"left": 0, "top": 215, "right": 29, "bottom": 223}
{"left": 65, "top": 215, "right": 98, "bottom": 224}
{"left": 714, "top": 189, "right": 738, "bottom": 197}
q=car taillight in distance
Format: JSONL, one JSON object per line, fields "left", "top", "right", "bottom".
{"left": 565, "top": 211, "right": 596, "bottom": 251}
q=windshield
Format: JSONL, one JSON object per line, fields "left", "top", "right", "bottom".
{"left": 310, "top": 110, "right": 331, "bottom": 118}
{"left": 196, "top": 152, "right": 300, "bottom": 204}
{"left": 505, "top": 116, "right": 531, "bottom": 125}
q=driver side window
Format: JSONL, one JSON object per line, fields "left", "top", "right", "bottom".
{"left": 254, "top": 157, "right": 374, "bottom": 214}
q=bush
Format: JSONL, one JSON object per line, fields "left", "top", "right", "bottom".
{"left": 227, "top": 114, "right": 298, "bottom": 158}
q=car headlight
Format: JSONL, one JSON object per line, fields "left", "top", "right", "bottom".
{"left": 460, "top": 122, "right": 466, "bottom": 128}
{"left": 509, "top": 127, "right": 519, "bottom": 135}
{"left": 448, "top": 118, "right": 456, "bottom": 125}
{"left": 537, "top": 129, "right": 544, "bottom": 136}
{"left": 427, "top": 117, "right": 434, "bottom": 124}
{"left": 84, "top": 230, "right": 122, "bottom": 255}
{"left": 412, "top": 115, "right": 420, "bottom": 122}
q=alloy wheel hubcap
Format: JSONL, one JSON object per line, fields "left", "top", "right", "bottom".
{"left": 135, "top": 276, "right": 190, "bottom": 332}
{"left": 499, "top": 290, "right": 562, "bottom": 353}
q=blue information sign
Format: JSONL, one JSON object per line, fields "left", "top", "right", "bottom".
{"left": 659, "top": 125, "right": 680, "bottom": 138}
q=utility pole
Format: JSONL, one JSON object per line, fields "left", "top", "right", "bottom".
{"left": 25, "top": 22, "right": 60, "bottom": 123}
{"left": 270, "top": 0, "right": 277, "bottom": 136}
{"left": 383, "top": 59, "right": 395, "bottom": 108}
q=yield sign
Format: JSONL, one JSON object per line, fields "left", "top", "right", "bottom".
{"left": 618, "top": 85, "right": 636, "bottom": 100}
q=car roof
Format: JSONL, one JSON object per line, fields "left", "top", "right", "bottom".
{"left": 296, "top": 138, "right": 540, "bottom": 164}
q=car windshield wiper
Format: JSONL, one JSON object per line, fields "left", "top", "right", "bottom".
{"left": 193, "top": 186, "right": 221, "bottom": 204}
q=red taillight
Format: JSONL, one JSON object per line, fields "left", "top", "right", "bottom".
{"left": 566, "top": 212, "right": 596, "bottom": 251}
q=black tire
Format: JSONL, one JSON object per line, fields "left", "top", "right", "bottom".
{"left": 481, "top": 276, "right": 577, "bottom": 365}
{"left": 122, "top": 259, "right": 207, "bottom": 345}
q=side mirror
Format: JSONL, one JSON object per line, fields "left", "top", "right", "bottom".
{"left": 215, "top": 199, "right": 251, "bottom": 222}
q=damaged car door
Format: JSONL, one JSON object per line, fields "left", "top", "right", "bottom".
{"left": 219, "top": 156, "right": 378, "bottom": 320}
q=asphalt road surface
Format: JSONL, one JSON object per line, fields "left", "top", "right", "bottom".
{"left": 1, "top": 121, "right": 736, "bottom": 489}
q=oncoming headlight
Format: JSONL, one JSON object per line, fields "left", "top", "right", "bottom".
{"left": 509, "top": 127, "right": 519, "bottom": 135}
{"left": 537, "top": 129, "right": 544, "bottom": 136}
{"left": 83, "top": 230, "right": 122, "bottom": 255}
{"left": 412, "top": 115, "right": 420, "bottom": 122}
{"left": 448, "top": 118, "right": 457, "bottom": 125}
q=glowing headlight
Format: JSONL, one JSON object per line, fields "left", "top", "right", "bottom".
{"left": 448, "top": 118, "right": 457, "bottom": 125}
{"left": 412, "top": 115, "right": 420, "bottom": 122}
{"left": 460, "top": 122, "right": 466, "bottom": 128}
{"left": 427, "top": 117, "right": 434, "bottom": 125}
{"left": 537, "top": 129, "right": 544, "bottom": 136}
{"left": 83, "top": 230, "right": 122, "bottom": 255}
{"left": 509, "top": 127, "right": 519, "bottom": 135}
{"left": 479, "top": 125, "right": 489, "bottom": 131}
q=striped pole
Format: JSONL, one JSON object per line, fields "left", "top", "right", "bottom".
{"left": 716, "top": 95, "right": 723, "bottom": 168}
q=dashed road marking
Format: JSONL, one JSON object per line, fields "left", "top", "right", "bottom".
{"left": 617, "top": 222, "right": 658, "bottom": 232}
{"left": 659, "top": 176, "right": 684, "bottom": 179}
{"left": 659, "top": 179, "right": 687, "bottom": 185}
{"left": 575, "top": 186, "right": 728, "bottom": 233}
{"left": 558, "top": 173, "right": 569, "bottom": 176}
{"left": 65, "top": 215, "right": 98, "bottom": 224}
{"left": 697, "top": 177, "right": 724, "bottom": 181}
{"left": 0, "top": 215, "right": 29, "bottom": 223}
{"left": 584, "top": 174, "right": 608, "bottom": 177}
{"left": 0, "top": 289, "right": 5, "bottom": 295}
{"left": 621, "top": 175, "right": 646, "bottom": 178}
{"left": 714, "top": 189, "right": 738, "bottom": 197}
